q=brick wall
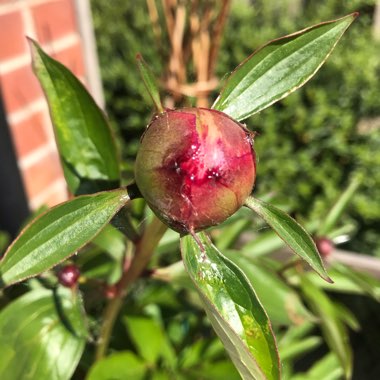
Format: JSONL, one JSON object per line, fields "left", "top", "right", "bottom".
{"left": 0, "top": 0, "right": 90, "bottom": 210}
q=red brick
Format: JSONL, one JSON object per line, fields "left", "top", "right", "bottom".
{"left": 39, "top": 187, "right": 68, "bottom": 208}
{"left": 32, "top": 0, "right": 77, "bottom": 44}
{"left": 53, "top": 42, "right": 85, "bottom": 78}
{"left": 0, "top": 65, "right": 42, "bottom": 112}
{"left": 0, "top": 11, "right": 27, "bottom": 60}
{"left": 10, "top": 111, "right": 50, "bottom": 158}
{"left": 22, "top": 151, "right": 64, "bottom": 199}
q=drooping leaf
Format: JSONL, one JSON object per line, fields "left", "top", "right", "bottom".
{"left": 245, "top": 196, "right": 331, "bottom": 283}
{"left": 0, "top": 190, "right": 129, "bottom": 286}
{"left": 136, "top": 54, "right": 164, "bottom": 113}
{"left": 30, "top": 39, "right": 120, "bottom": 195}
{"left": 181, "top": 232, "right": 280, "bottom": 380}
{"left": 301, "top": 277, "right": 352, "bottom": 379}
{"left": 0, "top": 288, "right": 86, "bottom": 380}
{"left": 213, "top": 13, "right": 357, "bottom": 121}
{"left": 86, "top": 351, "right": 146, "bottom": 380}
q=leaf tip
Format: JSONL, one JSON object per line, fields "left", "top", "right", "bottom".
{"left": 324, "top": 274, "right": 334, "bottom": 284}
{"left": 351, "top": 11, "right": 360, "bottom": 19}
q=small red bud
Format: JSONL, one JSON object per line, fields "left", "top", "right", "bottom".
{"left": 315, "top": 237, "right": 334, "bottom": 258}
{"left": 57, "top": 264, "right": 81, "bottom": 288}
{"left": 135, "top": 108, "right": 256, "bottom": 233}
{"left": 104, "top": 284, "right": 118, "bottom": 299}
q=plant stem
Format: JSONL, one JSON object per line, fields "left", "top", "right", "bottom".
{"left": 95, "top": 216, "right": 167, "bottom": 360}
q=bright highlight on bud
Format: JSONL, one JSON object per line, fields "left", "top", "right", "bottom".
{"left": 135, "top": 108, "right": 256, "bottom": 233}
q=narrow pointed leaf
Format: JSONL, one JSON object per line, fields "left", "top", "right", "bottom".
{"left": 0, "top": 288, "right": 86, "bottom": 380}
{"left": 0, "top": 190, "right": 129, "bottom": 286}
{"left": 318, "top": 176, "right": 362, "bottom": 235}
{"left": 213, "top": 13, "right": 357, "bottom": 121}
{"left": 181, "top": 232, "right": 280, "bottom": 380}
{"left": 30, "top": 39, "right": 120, "bottom": 195}
{"left": 136, "top": 54, "right": 164, "bottom": 113}
{"left": 245, "top": 196, "right": 331, "bottom": 282}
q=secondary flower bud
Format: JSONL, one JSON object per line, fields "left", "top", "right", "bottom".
{"left": 315, "top": 237, "right": 334, "bottom": 258}
{"left": 135, "top": 108, "right": 256, "bottom": 233}
{"left": 58, "top": 264, "right": 81, "bottom": 288}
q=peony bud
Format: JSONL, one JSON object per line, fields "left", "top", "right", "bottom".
{"left": 135, "top": 108, "right": 256, "bottom": 233}
{"left": 315, "top": 237, "right": 334, "bottom": 258}
{"left": 57, "top": 264, "right": 81, "bottom": 288}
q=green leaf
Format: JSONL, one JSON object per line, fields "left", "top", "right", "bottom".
{"left": 213, "top": 13, "right": 357, "bottom": 121}
{"left": 124, "top": 316, "right": 166, "bottom": 365}
{"left": 333, "top": 263, "right": 380, "bottom": 302}
{"left": 181, "top": 232, "right": 280, "bottom": 380}
{"left": 0, "top": 189, "right": 129, "bottom": 286}
{"left": 30, "top": 39, "right": 120, "bottom": 195}
{"left": 86, "top": 351, "right": 146, "bottom": 380}
{"left": 136, "top": 54, "right": 164, "bottom": 113}
{"left": 224, "top": 254, "right": 313, "bottom": 325}
{"left": 291, "top": 353, "right": 344, "bottom": 380}
{"left": 0, "top": 288, "right": 86, "bottom": 380}
{"left": 279, "top": 336, "right": 322, "bottom": 362}
{"left": 301, "top": 277, "right": 352, "bottom": 379}
{"left": 245, "top": 196, "right": 331, "bottom": 283}
{"left": 242, "top": 230, "right": 285, "bottom": 258}
{"left": 92, "top": 224, "right": 126, "bottom": 261}
{"left": 318, "top": 176, "right": 362, "bottom": 235}
{"left": 215, "top": 219, "right": 250, "bottom": 250}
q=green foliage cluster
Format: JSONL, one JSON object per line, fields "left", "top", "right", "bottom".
{"left": 220, "top": 0, "right": 380, "bottom": 255}
{"left": 91, "top": 0, "right": 380, "bottom": 255}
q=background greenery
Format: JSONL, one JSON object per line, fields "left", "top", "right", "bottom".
{"left": 91, "top": 0, "right": 380, "bottom": 257}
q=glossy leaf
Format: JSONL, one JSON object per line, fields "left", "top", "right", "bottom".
{"left": 86, "top": 351, "right": 146, "bottom": 380}
{"left": 136, "top": 54, "right": 164, "bottom": 113}
{"left": 181, "top": 232, "right": 280, "bottom": 380}
{"left": 30, "top": 39, "right": 120, "bottom": 195}
{"left": 245, "top": 196, "right": 331, "bottom": 283}
{"left": 301, "top": 277, "right": 352, "bottom": 379}
{"left": 0, "top": 288, "right": 86, "bottom": 380}
{"left": 224, "top": 254, "right": 313, "bottom": 325}
{"left": 213, "top": 13, "right": 357, "bottom": 121}
{"left": 0, "top": 190, "right": 129, "bottom": 286}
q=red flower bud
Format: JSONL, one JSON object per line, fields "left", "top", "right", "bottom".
{"left": 315, "top": 237, "right": 334, "bottom": 258}
{"left": 135, "top": 108, "right": 256, "bottom": 233}
{"left": 57, "top": 264, "right": 80, "bottom": 288}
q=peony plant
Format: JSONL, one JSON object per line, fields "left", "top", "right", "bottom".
{"left": 0, "top": 13, "right": 357, "bottom": 380}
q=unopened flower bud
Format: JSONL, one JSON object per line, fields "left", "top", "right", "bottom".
{"left": 315, "top": 237, "right": 334, "bottom": 258}
{"left": 58, "top": 264, "right": 80, "bottom": 288}
{"left": 135, "top": 108, "right": 256, "bottom": 233}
